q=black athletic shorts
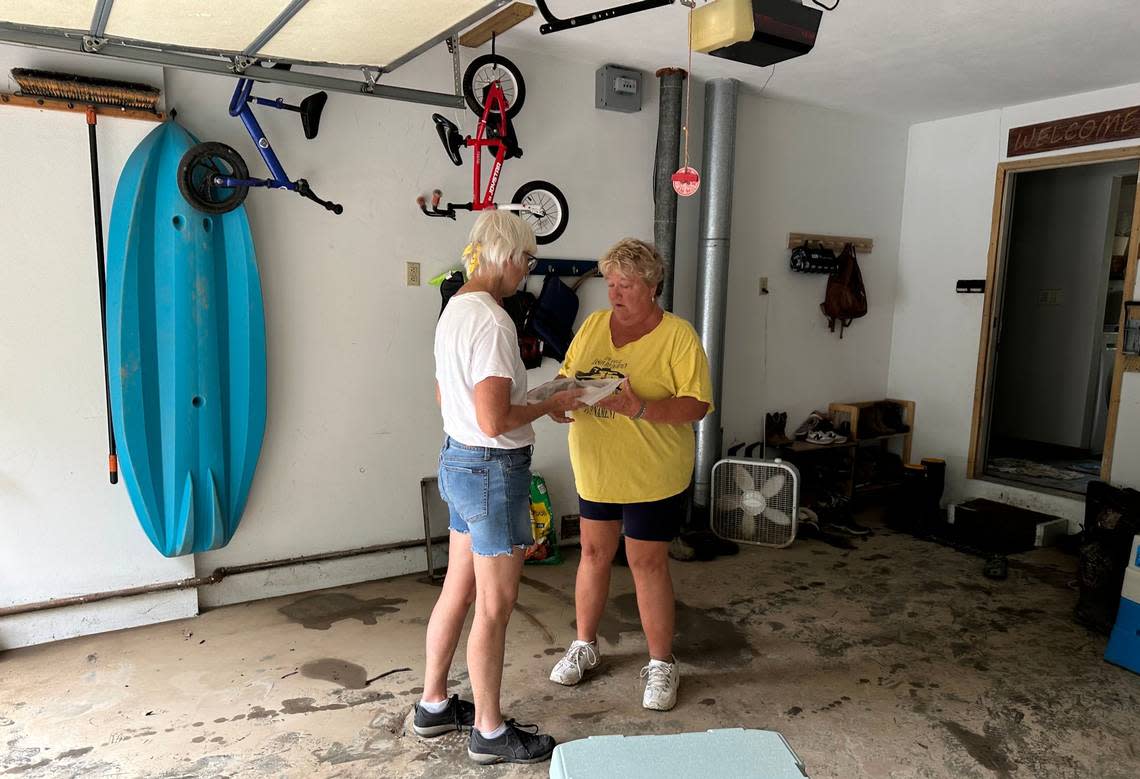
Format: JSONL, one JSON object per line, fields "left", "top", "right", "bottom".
{"left": 578, "top": 488, "right": 689, "bottom": 542}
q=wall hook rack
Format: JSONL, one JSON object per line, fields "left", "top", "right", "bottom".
{"left": 529, "top": 258, "right": 599, "bottom": 277}
{"left": 787, "top": 232, "right": 874, "bottom": 254}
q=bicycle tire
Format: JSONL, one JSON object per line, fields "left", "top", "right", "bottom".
{"left": 512, "top": 180, "right": 568, "bottom": 245}
{"left": 462, "top": 54, "right": 526, "bottom": 119}
{"left": 178, "top": 142, "right": 250, "bottom": 215}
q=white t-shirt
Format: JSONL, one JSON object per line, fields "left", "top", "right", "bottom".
{"left": 435, "top": 291, "right": 534, "bottom": 449}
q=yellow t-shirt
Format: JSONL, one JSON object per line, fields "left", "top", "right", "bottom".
{"left": 562, "top": 310, "right": 714, "bottom": 503}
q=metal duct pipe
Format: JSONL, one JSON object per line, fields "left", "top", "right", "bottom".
{"left": 653, "top": 67, "right": 686, "bottom": 311}
{"left": 693, "top": 78, "right": 740, "bottom": 510}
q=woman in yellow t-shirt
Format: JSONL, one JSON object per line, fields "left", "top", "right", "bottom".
{"left": 547, "top": 239, "right": 712, "bottom": 712}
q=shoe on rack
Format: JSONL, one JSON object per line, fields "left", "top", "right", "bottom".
{"left": 864, "top": 402, "right": 907, "bottom": 437}
{"left": 794, "top": 412, "right": 826, "bottom": 440}
{"left": 640, "top": 657, "right": 680, "bottom": 711}
{"left": 859, "top": 404, "right": 890, "bottom": 437}
{"left": 549, "top": 640, "right": 601, "bottom": 686}
{"left": 766, "top": 412, "right": 793, "bottom": 447}
{"left": 412, "top": 694, "right": 476, "bottom": 737}
{"left": 468, "top": 720, "right": 557, "bottom": 765}
{"left": 806, "top": 429, "right": 839, "bottom": 445}
{"left": 880, "top": 402, "right": 910, "bottom": 434}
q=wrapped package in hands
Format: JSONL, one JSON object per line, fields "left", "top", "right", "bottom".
{"left": 526, "top": 376, "right": 622, "bottom": 407}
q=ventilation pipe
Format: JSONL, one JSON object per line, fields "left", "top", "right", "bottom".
{"left": 693, "top": 78, "right": 739, "bottom": 512}
{"left": 653, "top": 67, "right": 686, "bottom": 311}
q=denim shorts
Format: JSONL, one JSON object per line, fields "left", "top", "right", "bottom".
{"left": 438, "top": 436, "right": 535, "bottom": 557}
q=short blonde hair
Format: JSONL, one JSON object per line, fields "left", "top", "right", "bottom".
{"left": 466, "top": 211, "right": 537, "bottom": 276}
{"left": 599, "top": 238, "right": 665, "bottom": 292}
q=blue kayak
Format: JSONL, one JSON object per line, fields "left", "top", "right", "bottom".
{"left": 106, "top": 121, "right": 267, "bottom": 557}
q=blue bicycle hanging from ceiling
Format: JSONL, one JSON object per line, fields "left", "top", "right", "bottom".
{"left": 178, "top": 76, "right": 344, "bottom": 215}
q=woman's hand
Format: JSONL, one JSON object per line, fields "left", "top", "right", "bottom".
{"left": 546, "top": 388, "right": 586, "bottom": 417}
{"left": 595, "top": 378, "right": 643, "bottom": 418}
{"left": 475, "top": 380, "right": 582, "bottom": 438}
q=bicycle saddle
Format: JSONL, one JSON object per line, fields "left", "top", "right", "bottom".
{"left": 432, "top": 113, "right": 464, "bottom": 166}
{"left": 300, "top": 91, "right": 328, "bottom": 140}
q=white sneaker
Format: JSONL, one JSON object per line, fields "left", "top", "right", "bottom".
{"left": 640, "top": 657, "right": 679, "bottom": 711}
{"left": 549, "top": 640, "right": 601, "bottom": 686}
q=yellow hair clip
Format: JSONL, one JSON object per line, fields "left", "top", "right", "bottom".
{"left": 462, "top": 242, "right": 481, "bottom": 276}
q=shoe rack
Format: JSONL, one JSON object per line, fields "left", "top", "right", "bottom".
{"left": 828, "top": 399, "right": 915, "bottom": 458}
{"left": 828, "top": 399, "right": 916, "bottom": 499}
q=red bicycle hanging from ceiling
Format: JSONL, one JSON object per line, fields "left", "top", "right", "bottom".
{"left": 417, "top": 54, "right": 568, "bottom": 244}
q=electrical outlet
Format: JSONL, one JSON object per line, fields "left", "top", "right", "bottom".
{"left": 406, "top": 261, "right": 421, "bottom": 287}
{"left": 759, "top": 276, "right": 769, "bottom": 295}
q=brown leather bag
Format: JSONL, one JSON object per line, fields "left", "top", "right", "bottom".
{"left": 820, "top": 243, "right": 868, "bottom": 338}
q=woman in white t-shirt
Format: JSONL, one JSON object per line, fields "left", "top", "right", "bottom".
{"left": 412, "top": 211, "right": 583, "bottom": 766}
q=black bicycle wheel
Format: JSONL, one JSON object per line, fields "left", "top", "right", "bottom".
{"left": 178, "top": 142, "right": 250, "bottom": 215}
{"left": 462, "top": 54, "right": 526, "bottom": 119}
{"left": 512, "top": 180, "right": 568, "bottom": 245}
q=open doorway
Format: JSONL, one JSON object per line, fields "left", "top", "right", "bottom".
{"left": 978, "top": 159, "right": 1138, "bottom": 495}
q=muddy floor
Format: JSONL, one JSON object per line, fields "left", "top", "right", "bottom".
{"left": 2, "top": 517, "right": 1137, "bottom": 778}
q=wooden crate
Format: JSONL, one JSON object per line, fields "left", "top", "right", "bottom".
{"left": 828, "top": 399, "right": 915, "bottom": 462}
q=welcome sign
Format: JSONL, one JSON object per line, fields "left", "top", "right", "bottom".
{"left": 1008, "top": 105, "right": 1140, "bottom": 157}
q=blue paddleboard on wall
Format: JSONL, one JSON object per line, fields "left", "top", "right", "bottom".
{"left": 106, "top": 121, "right": 267, "bottom": 557}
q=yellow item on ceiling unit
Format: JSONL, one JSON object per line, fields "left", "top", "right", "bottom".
{"left": 691, "top": 0, "right": 756, "bottom": 53}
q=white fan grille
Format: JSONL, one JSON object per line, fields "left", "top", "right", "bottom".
{"left": 711, "top": 458, "right": 799, "bottom": 548}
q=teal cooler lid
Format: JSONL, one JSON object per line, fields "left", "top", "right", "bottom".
{"left": 550, "top": 728, "right": 807, "bottom": 779}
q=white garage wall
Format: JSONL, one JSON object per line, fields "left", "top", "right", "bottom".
{"left": 1, "top": 40, "right": 912, "bottom": 646}
{"left": 887, "top": 81, "right": 1140, "bottom": 529}
{"left": 719, "top": 98, "right": 908, "bottom": 446}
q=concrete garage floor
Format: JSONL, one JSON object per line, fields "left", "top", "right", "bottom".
{"left": 2, "top": 518, "right": 1139, "bottom": 778}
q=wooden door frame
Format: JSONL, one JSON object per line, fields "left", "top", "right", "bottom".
{"left": 967, "top": 144, "right": 1140, "bottom": 483}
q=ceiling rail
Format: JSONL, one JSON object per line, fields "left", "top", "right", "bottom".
{"left": 0, "top": 23, "right": 465, "bottom": 108}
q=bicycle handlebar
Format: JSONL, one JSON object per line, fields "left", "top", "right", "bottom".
{"left": 295, "top": 178, "right": 343, "bottom": 215}
{"left": 417, "top": 189, "right": 458, "bottom": 220}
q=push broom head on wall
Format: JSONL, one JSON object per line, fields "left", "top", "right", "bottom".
{"left": 11, "top": 68, "right": 160, "bottom": 112}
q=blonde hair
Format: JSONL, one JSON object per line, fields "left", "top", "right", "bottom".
{"left": 464, "top": 211, "right": 537, "bottom": 277}
{"left": 599, "top": 238, "right": 665, "bottom": 292}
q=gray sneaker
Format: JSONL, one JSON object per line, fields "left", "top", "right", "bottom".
{"left": 549, "top": 640, "right": 601, "bottom": 686}
{"left": 411, "top": 694, "right": 475, "bottom": 737}
{"left": 468, "top": 720, "right": 556, "bottom": 765}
